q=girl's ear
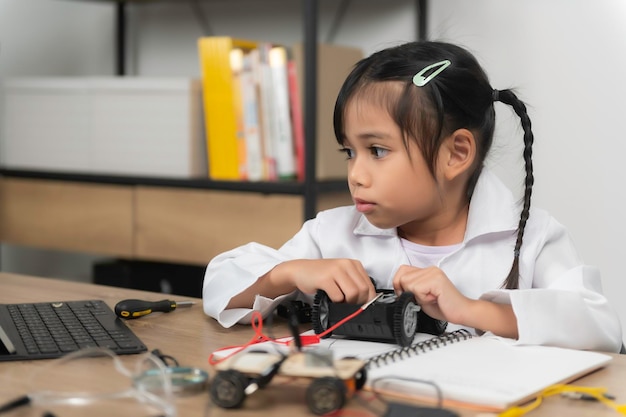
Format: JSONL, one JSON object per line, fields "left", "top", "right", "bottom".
{"left": 440, "top": 128, "right": 476, "bottom": 181}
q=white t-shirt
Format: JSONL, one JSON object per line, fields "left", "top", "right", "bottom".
{"left": 400, "top": 238, "right": 462, "bottom": 268}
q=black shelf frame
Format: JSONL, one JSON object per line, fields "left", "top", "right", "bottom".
{"left": 0, "top": 169, "right": 348, "bottom": 195}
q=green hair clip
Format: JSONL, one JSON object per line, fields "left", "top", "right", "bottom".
{"left": 412, "top": 60, "right": 451, "bottom": 87}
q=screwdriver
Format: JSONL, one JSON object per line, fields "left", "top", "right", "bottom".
{"left": 114, "top": 299, "right": 195, "bottom": 319}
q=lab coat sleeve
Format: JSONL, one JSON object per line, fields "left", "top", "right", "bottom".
{"left": 480, "top": 217, "right": 623, "bottom": 353}
{"left": 202, "top": 217, "right": 322, "bottom": 327}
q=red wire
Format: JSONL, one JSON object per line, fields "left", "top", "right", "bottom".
{"left": 208, "top": 310, "right": 290, "bottom": 365}
{"left": 318, "top": 307, "right": 363, "bottom": 338}
{"left": 209, "top": 302, "right": 368, "bottom": 365}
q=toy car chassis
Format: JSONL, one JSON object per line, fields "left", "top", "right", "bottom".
{"left": 311, "top": 288, "right": 447, "bottom": 346}
{"left": 210, "top": 349, "right": 367, "bottom": 415}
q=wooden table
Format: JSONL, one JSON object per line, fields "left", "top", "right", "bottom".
{"left": 1, "top": 273, "right": 624, "bottom": 417}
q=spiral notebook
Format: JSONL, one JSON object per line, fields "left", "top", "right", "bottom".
{"left": 320, "top": 330, "right": 612, "bottom": 411}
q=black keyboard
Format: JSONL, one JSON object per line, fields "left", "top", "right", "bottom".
{"left": 0, "top": 300, "right": 147, "bottom": 361}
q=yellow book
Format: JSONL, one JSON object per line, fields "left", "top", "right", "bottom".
{"left": 198, "top": 37, "right": 258, "bottom": 180}
{"left": 230, "top": 48, "right": 247, "bottom": 180}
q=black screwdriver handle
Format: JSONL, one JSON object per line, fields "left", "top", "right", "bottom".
{"left": 114, "top": 299, "right": 176, "bottom": 319}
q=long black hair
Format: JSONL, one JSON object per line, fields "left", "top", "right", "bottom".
{"left": 333, "top": 41, "right": 534, "bottom": 289}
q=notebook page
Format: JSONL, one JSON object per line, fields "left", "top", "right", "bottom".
{"left": 321, "top": 334, "right": 612, "bottom": 411}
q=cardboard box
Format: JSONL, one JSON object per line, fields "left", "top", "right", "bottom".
{"left": 0, "top": 77, "right": 206, "bottom": 178}
{"left": 291, "top": 43, "right": 364, "bottom": 180}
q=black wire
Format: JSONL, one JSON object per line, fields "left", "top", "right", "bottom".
{"left": 0, "top": 395, "right": 30, "bottom": 413}
{"left": 189, "top": 0, "right": 213, "bottom": 36}
{"left": 325, "top": 0, "right": 351, "bottom": 44}
{"left": 150, "top": 349, "right": 180, "bottom": 367}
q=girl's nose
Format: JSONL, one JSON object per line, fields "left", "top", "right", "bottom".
{"left": 348, "top": 157, "right": 370, "bottom": 188}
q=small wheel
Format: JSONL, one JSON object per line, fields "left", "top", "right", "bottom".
{"left": 417, "top": 310, "right": 448, "bottom": 335}
{"left": 209, "top": 370, "right": 248, "bottom": 409}
{"left": 306, "top": 377, "right": 347, "bottom": 415}
{"left": 312, "top": 290, "right": 332, "bottom": 338}
{"left": 342, "top": 357, "right": 367, "bottom": 390}
{"left": 354, "top": 366, "right": 367, "bottom": 391}
{"left": 393, "top": 292, "right": 419, "bottom": 346}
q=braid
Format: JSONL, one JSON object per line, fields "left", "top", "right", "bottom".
{"left": 493, "top": 89, "right": 534, "bottom": 289}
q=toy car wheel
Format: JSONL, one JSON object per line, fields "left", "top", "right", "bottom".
{"left": 342, "top": 357, "right": 367, "bottom": 390}
{"left": 354, "top": 366, "right": 367, "bottom": 390}
{"left": 417, "top": 309, "right": 448, "bottom": 335}
{"left": 306, "top": 376, "right": 347, "bottom": 415}
{"left": 393, "top": 292, "right": 419, "bottom": 346}
{"left": 312, "top": 290, "right": 332, "bottom": 337}
{"left": 210, "top": 369, "right": 248, "bottom": 409}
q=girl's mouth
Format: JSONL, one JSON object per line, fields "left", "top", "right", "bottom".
{"left": 354, "top": 198, "right": 376, "bottom": 213}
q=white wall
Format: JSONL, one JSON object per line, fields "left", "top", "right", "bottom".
{"left": 1, "top": 0, "right": 625, "bottom": 338}
{"left": 0, "top": 0, "right": 115, "bottom": 76}
{"left": 428, "top": 0, "right": 626, "bottom": 342}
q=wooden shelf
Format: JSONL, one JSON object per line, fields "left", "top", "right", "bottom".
{"left": 0, "top": 175, "right": 351, "bottom": 264}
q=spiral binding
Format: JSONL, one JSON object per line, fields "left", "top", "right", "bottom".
{"left": 365, "top": 329, "right": 473, "bottom": 369}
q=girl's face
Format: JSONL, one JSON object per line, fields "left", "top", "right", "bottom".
{"left": 342, "top": 98, "right": 465, "bottom": 243}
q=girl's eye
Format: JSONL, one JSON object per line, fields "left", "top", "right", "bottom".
{"left": 339, "top": 148, "right": 355, "bottom": 159}
{"left": 370, "top": 146, "right": 389, "bottom": 158}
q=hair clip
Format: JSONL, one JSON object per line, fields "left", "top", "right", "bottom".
{"left": 412, "top": 60, "right": 451, "bottom": 87}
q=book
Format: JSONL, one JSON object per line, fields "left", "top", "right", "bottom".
{"left": 198, "top": 39, "right": 363, "bottom": 182}
{"left": 229, "top": 48, "right": 248, "bottom": 180}
{"left": 268, "top": 46, "right": 296, "bottom": 180}
{"left": 239, "top": 50, "right": 265, "bottom": 181}
{"left": 319, "top": 331, "right": 613, "bottom": 411}
{"left": 287, "top": 59, "right": 305, "bottom": 182}
{"left": 197, "top": 37, "right": 258, "bottom": 180}
{"left": 257, "top": 42, "right": 278, "bottom": 181}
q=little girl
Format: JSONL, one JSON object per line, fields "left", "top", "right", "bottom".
{"left": 203, "top": 41, "right": 622, "bottom": 352}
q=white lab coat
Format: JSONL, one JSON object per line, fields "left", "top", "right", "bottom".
{"left": 203, "top": 169, "right": 623, "bottom": 352}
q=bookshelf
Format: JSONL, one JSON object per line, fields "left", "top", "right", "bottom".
{"left": 95, "top": 0, "right": 331, "bottom": 221}
{"left": 0, "top": 0, "right": 360, "bottom": 266}
{"left": 41, "top": 0, "right": 342, "bottom": 221}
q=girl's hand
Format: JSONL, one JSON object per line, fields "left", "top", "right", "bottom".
{"left": 273, "top": 258, "right": 377, "bottom": 304}
{"left": 392, "top": 265, "right": 518, "bottom": 338}
{"left": 392, "top": 264, "right": 471, "bottom": 324}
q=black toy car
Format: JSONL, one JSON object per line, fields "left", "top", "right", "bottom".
{"left": 311, "top": 287, "right": 447, "bottom": 347}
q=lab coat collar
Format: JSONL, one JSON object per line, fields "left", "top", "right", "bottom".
{"left": 465, "top": 168, "right": 520, "bottom": 241}
{"left": 353, "top": 168, "right": 521, "bottom": 242}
